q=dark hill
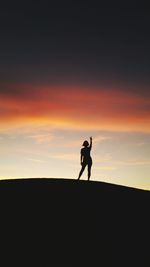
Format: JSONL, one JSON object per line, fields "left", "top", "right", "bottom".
{"left": 0, "top": 178, "right": 149, "bottom": 266}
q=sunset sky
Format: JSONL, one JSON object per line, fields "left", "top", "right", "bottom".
{"left": 0, "top": 3, "right": 150, "bottom": 190}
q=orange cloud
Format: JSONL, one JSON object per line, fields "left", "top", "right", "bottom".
{"left": 0, "top": 83, "right": 150, "bottom": 132}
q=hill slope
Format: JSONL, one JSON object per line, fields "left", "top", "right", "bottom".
{"left": 0, "top": 178, "right": 149, "bottom": 266}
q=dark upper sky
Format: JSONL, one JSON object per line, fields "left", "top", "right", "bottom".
{"left": 0, "top": 3, "right": 150, "bottom": 94}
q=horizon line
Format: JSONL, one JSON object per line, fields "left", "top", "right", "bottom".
{"left": 0, "top": 177, "right": 149, "bottom": 192}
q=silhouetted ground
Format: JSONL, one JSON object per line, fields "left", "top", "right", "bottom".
{"left": 0, "top": 178, "right": 149, "bottom": 266}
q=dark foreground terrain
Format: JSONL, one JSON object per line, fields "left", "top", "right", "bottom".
{"left": 0, "top": 178, "right": 149, "bottom": 266}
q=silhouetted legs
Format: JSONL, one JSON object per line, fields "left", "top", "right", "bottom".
{"left": 78, "top": 164, "right": 86, "bottom": 180}
{"left": 78, "top": 161, "right": 92, "bottom": 180}
{"left": 88, "top": 163, "right": 92, "bottom": 181}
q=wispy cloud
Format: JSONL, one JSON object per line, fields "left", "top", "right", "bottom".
{"left": 135, "top": 142, "right": 147, "bottom": 147}
{"left": 27, "top": 134, "right": 54, "bottom": 144}
{"left": 94, "top": 153, "right": 113, "bottom": 163}
{"left": 95, "top": 157, "right": 150, "bottom": 166}
{"left": 95, "top": 166, "right": 117, "bottom": 170}
{"left": 26, "top": 158, "right": 47, "bottom": 163}
{"left": 115, "top": 159, "right": 150, "bottom": 166}
{"left": 94, "top": 135, "right": 112, "bottom": 144}
{"left": 50, "top": 153, "right": 78, "bottom": 161}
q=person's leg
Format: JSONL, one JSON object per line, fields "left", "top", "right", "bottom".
{"left": 87, "top": 162, "right": 92, "bottom": 180}
{"left": 78, "top": 163, "right": 86, "bottom": 180}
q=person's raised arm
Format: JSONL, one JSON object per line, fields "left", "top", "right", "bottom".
{"left": 89, "top": 136, "right": 92, "bottom": 150}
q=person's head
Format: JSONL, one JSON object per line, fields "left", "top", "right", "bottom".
{"left": 82, "top": 140, "right": 89, "bottom": 147}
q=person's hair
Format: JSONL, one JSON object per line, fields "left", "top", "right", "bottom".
{"left": 82, "top": 140, "right": 89, "bottom": 147}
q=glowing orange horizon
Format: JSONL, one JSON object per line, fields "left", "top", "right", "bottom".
{"left": 0, "top": 83, "right": 150, "bottom": 132}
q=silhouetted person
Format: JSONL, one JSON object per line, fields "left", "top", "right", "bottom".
{"left": 78, "top": 137, "right": 92, "bottom": 181}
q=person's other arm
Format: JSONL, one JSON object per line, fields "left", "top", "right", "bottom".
{"left": 80, "top": 149, "right": 84, "bottom": 165}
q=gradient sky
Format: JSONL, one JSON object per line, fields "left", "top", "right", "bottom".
{"left": 0, "top": 3, "right": 150, "bottom": 190}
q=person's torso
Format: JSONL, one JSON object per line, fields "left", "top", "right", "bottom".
{"left": 81, "top": 147, "right": 92, "bottom": 161}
